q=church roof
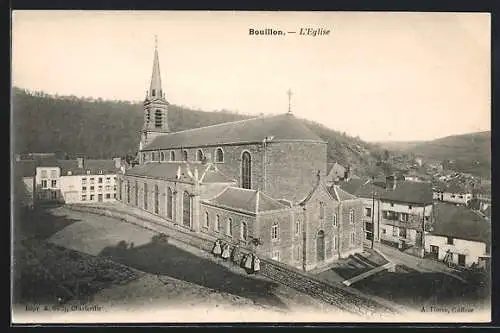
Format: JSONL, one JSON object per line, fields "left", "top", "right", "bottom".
{"left": 142, "top": 113, "right": 325, "bottom": 150}
{"left": 125, "top": 162, "right": 235, "bottom": 184}
{"left": 204, "top": 187, "right": 288, "bottom": 215}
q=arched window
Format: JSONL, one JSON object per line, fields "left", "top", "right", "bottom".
{"left": 143, "top": 183, "right": 148, "bottom": 210}
{"left": 183, "top": 150, "right": 188, "bottom": 162}
{"left": 134, "top": 181, "right": 138, "bottom": 206}
{"left": 183, "top": 191, "right": 191, "bottom": 228}
{"left": 241, "top": 151, "right": 251, "bottom": 189}
{"left": 127, "top": 181, "right": 130, "bottom": 204}
{"left": 333, "top": 213, "right": 338, "bottom": 227}
{"left": 319, "top": 202, "right": 325, "bottom": 220}
{"left": 271, "top": 223, "right": 279, "bottom": 240}
{"left": 155, "top": 109, "right": 162, "bottom": 128}
{"left": 204, "top": 212, "right": 209, "bottom": 228}
{"left": 142, "top": 153, "right": 146, "bottom": 163}
{"left": 215, "top": 148, "right": 224, "bottom": 163}
{"left": 166, "top": 187, "right": 173, "bottom": 220}
{"left": 170, "top": 151, "right": 175, "bottom": 161}
{"left": 154, "top": 184, "right": 159, "bottom": 214}
{"left": 160, "top": 152, "right": 165, "bottom": 161}
{"left": 226, "top": 218, "right": 233, "bottom": 237}
{"left": 151, "top": 152, "right": 156, "bottom": 161}
{"left": 197, "top": 149, "right": 204, "bottom": 162}
{"left": 349, "top": 209, "right": 355, "bottom": 224}
{"left": 317, "top": 230, "right": 325, "bottom": 262}
{"left": 240, "top": 221, "right": 247, "bottom": 241}
{"left": 215, "top": 215, "right": 221, "bottom": 232}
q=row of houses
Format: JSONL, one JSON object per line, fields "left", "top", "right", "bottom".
{"left": 13, "top": 151, "right": 490, "bottom": 271}
{"left": 337, "top": 173, "right": 491, "bottom": 269}
{"left": 14, "top": 155, "right": 125, "bottom": 208}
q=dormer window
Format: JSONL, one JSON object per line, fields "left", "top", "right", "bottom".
{"left": 98, "top": 170, "right": 103, "bottom": 175}
{"left": 67, "top": 171, "right": 72, "bottom": 176}
{"left": 86, "top": 170, "right": 91, "bottom": 175}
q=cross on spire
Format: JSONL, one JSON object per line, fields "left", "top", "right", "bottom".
{"left": 287, "top": 89, "right": 293, "bottom": 114}
{"left": 154, "top": 34, "right": 158, "bottom": 49}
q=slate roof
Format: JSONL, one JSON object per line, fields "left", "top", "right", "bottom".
{"left": 15, "top": 160, "right": 36, "bottom": 178}
{"left": 58, "top": 160, "right": 120, "bottom": 175}
{"left": 432, "top": 203, "right": 490, "bottom": 245}
{"left": 328, "top": 185, "right": 358, "bottom": 201}
{"left": 143, "top": 113, "right": 325, "bottom": 150}
{"left": 339, "top": 178, "right": 367, "bottom": 196}
{"left": 342, "top": 179, "right": 433, "bottom": 205}
{"left": 204, "top": 187, "right": 288, "bottom": 214}
{"left": 35, "top": 159, "right": 121, "bottom": 175}
{"left": 126, "top": 162, "right": 235, "bottom": 184}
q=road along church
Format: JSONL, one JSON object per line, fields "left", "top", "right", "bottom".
{"left": 117, "top": 41, "right": 364, "bottom": 271}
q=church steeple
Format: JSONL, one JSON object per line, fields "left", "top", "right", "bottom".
{"left": 148, "top": 35, "right": 163, "bottom": 99}
{"left": 140, "top": 36, "right": 170, "bottom": 161}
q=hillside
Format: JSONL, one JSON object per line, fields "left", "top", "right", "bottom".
{"left": 379, "top": 132, "right": 491, "bottom": 178}
{"left": 12, "top": 87, "right": 386, "bottom": 178}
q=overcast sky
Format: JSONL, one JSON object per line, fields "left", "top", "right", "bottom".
{"left": 12, "top": 11, "right": 490, "bottom": 142}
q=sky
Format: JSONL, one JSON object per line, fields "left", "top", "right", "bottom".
{"left": 12, "top": 11, "right": 491, "bottom": 142}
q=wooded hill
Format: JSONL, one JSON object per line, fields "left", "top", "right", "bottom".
{"left": 12, "top": 87, "right": 389, "bottom": 178}
{"left": 378, "top": 131, "right": 491, "bottom": 178}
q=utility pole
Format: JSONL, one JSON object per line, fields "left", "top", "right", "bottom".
{"left": 371, "top": 191, "right": 375, "bottom": 249}
{"left": 421, "top": 204, "right": 426, "bottom": 258}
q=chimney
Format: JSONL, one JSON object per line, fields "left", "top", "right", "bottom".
{"left": 113, "top": 157, "right": 121, "bottom": 169}
{"left": 344, "top": 165, "right": 351, "bottom": 181}
{"left": 77, "top": 157, "right": 85, "bottom": 169}
{"left": 386, "top": 174, "right": 397, "bottom": 190}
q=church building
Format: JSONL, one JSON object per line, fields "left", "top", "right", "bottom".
{"left": 117, "top": 40, "right": 364, "bottom": 271}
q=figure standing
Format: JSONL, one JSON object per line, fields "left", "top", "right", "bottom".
{"left": 244, "top": 253, "right": 254, "bottom": 274}
{"left": 221, "top": 243, "right": 230, "bottom": 261}
{"left": 253, "top": 255, "right": 261, "bottom": 274}
{"left": 212, "top": 239, "right": 222, "bottom": 257}
{"left": 231, "top": 245, "right": 241, "bottom": 265}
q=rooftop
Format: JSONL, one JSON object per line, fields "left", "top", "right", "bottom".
{"left": 15, "top": 160, "right": 36, "bottom": 178}
{"left": 58, "top": 159, "right": 120, "bottom": 175}
{"left": 432, "top": 202, "right": 490, "bottom": 245}
{"left": 142, "top": 113, "right": 325, "bottom": 151}
{"left": 341, "top": 179, "right": 433, "bottom": 205}
{"left": 126, "top": 162, "right": 235, "bottom": 184}
{"left": 204, "top": 187, "right": 288, "bottom": 215}
{"left": 328, "top": 185, "right": 358, "bottom": 201}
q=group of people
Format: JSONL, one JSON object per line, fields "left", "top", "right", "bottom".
{"left": 211, "top": 239, "right": 260, "bottom": 274}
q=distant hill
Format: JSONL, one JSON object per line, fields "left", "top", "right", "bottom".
{"left": 374, "top": 140, "right": 426, "bottom": 152}
{"left": 12, "top": 87, "right": 387, "bottom": 178}
{"left": 378, "top": 132, "right": 491, "bottom": 178}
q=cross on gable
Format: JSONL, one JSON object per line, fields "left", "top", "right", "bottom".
{"left": 287, "top": 89, "right": 293, "bottom": 114}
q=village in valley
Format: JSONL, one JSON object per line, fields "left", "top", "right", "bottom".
{"left": 12, "top": 12, "right": 491, "bottom": 323}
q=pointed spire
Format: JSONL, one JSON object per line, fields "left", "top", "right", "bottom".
{"left": 149, "top": 35, "right": 162, "bottom": 99}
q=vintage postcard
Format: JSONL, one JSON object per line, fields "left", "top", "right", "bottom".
{"left": 11, "top": 11, "right": 491, "bottom": 323}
